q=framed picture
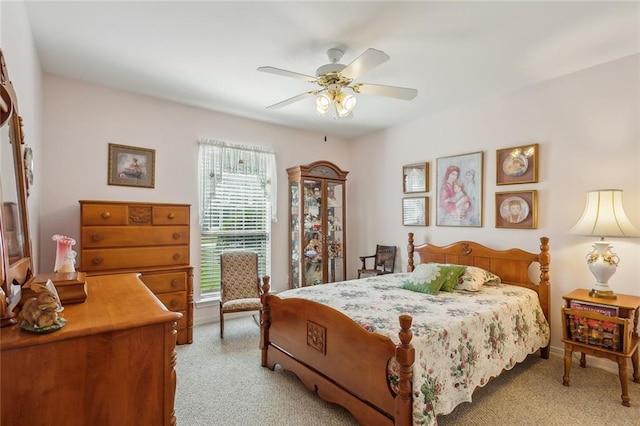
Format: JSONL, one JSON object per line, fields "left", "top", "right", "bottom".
{"left": 108, "top": 143, "right": 155, "bottom": 188}
{"left": 496, "top": 143, "right": 538, "bottom": 185}
{"left": 402, "top": 197, "right": 428, "bottom": 226}
{"left": 403, "top": 162, "right": 429, "bottom": 193}
{"left": 495, "top": 190, "right": 537, "bottom": 229}
{"left": 436, "top": 151, "right": 483, "bottom": 227}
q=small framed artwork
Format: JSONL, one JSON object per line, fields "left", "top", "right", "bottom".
{"left": 436, "top": 151, "right": 483, "bottom": 227}
{"left": 402, "top": 197, "right": 428, "bottom": 226}
{"left": 108, "top": 143, "right": 156, "bottom": 188}
{"left": 496, "top": 190, "right": 537, "bottom": 229}
{"left": 496, "top": 143, "right": 538, "bottom": 185}
{"left": 403, "top": 162, "right": 429, "bottom": 193}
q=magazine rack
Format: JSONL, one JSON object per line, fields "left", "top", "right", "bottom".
{"left": 561, "top": 289, "right": 640, "bottom": 406}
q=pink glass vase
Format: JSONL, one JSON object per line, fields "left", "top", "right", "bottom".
{"left": 52, "top": 234, "right": 77, "bottom": 273}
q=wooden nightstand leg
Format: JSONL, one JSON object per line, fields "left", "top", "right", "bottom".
{"left": 563, "top": 344, "right": 572, "bottom": 386}
{"left": 632, "top": 349, "right": 640, "bottom": 384}
{"left": 618, "top": 357, "right": 631, "bottom": 407}
{"left": 579, "top": 352, "right": 586, "bottom": 368}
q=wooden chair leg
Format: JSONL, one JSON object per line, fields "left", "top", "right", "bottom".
{"left": 220, "top": 308, "right": 224, "bottom": 339}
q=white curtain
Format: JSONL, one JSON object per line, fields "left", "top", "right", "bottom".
{"left": 197, "top": 138, "right": 277, "bottom": 222}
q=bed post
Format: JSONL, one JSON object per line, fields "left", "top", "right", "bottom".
{"left": 259, "top": 276, "right": 271, "bottom": 367}
{"left": 538, "top": 237, "right": 551, "bottom": 359}
{"left": 407, "top": 232, "right": 415, "bottom": 272}
{"left": 395, "top": 314, "right": 415, "bottom": 425}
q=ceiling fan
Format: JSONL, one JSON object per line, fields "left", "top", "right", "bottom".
{"left": 258, "top": 48, "right": 418, "bottom": 118}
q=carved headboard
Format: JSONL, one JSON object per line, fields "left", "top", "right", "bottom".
{"left": 406, "top": 232, "right": 551, "bottom": 329}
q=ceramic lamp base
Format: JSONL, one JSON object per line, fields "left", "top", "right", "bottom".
{"left": 586, "top": 241, "right": 620, "bottom": 300}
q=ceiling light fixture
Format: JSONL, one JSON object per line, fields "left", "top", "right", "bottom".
{"left": 315, "top": 90, "right": 356, "bottom": 118}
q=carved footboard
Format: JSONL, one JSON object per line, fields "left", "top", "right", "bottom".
{"left": 260, "top": 279, "right": 414, "bottom": 426}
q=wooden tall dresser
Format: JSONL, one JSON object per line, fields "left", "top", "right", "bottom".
{"left": 79, "top": 200, "right": 193, "bottom": 344}
{"left": 1, "top": 274, "right": 181, "bottom": 425}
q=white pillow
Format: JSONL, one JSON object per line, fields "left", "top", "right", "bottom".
{"left": 454, "top": 266, "right": 501, "bottom": 292}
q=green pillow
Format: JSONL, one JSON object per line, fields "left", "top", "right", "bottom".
{"left": 402, "top": 263, "right": 466, "bottom": 295}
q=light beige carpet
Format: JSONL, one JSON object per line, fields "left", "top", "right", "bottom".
{"left": 176, "top": 317, "right": 640, "bottom": 425}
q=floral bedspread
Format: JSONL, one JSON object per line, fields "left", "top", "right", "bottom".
{"left": 277, "top": 273, "right": 550, "bottom": 425}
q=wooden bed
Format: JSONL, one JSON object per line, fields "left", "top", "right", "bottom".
{"left": 259, "top": 233, "right": 550, "bottom": 425}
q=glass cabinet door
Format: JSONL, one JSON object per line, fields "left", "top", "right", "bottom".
{"left": 326, "top": 181, "right": 344, "bottom": 283}
{"left": 290, "top": 181, "right": 301, "bottom": 287}
{"left": 302, "top": 179, "right": 323, "bottom": 286}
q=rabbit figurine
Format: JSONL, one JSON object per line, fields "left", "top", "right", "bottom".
{"left": 20, "top": 282, "right": 64, "bottom": 329}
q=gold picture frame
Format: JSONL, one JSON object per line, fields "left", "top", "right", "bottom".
{"left": 436, "top": 151, "right": 483, "bottom": 227}
{"left": 496, "top": 143, "right": 538, "bottom": 185}
{"left": 402, "top": 196, "right": 428, "bottom": 226}
{"left": 108, "top": 143, "right": 155, "bottom": 188}
{"left": 495, "top": 190, "right": 537, "bottom": 229}
{"left": 403, "top": 162, "right": 429, "bottom": 193}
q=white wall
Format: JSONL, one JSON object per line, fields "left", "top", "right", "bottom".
{"left": 347, "top": 54, "right": 640, "bottom": 353}
{"left": 1, "top": 1, "right": 43, "bottom": 270}
{"left": 41, "top": 75, "right": 350, "bottom": 322}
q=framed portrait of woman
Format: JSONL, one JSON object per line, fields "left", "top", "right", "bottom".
{"left": 436, "top": 151, "right": 483, "bottom": 227}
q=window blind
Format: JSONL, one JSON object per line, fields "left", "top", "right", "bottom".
{"left": 198, "top": 141, "right": 274, "bottom": 296}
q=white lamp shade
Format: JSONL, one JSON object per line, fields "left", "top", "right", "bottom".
{"left": 569, "top": 189, "right": 639, "bottom": 238}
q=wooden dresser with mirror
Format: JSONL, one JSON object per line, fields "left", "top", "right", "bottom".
{"left": 0, "top": 49, "right": 181, "bottom": 425}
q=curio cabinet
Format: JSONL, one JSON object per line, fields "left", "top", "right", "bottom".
{"left": 287, "top": 161, "right": 348, "bottom": 288}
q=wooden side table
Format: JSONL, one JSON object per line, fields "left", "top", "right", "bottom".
{"left": 561, "top": 289, "right": 640, "bottom": 406}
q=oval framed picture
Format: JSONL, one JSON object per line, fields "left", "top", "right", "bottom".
{"left": 496, "top": 144, "right": 538, "bottom": 185}
{"left": 495, "top": 190, "right": 537, "bottom": 229}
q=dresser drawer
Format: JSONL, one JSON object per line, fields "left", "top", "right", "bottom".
{"left": 155, "top": 291, "right": 187, "bottom": 312}
{"left": 81, "top": 246, "right": 190, "bottom": 271}
{"left": 140, "top": 271, "right": 187, "bottom": 294}
{"left": 81, "top": 204, "right": 129, "bottom": 225}
{"left": 82, "top": 226, "right": 189, "bottom": 248}
{"left": 153, "top": 206, "right": 190, "bottom": 225}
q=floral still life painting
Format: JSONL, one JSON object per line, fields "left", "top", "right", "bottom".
{"left": 436, "top": 151, "right": 483, "bottom": 227}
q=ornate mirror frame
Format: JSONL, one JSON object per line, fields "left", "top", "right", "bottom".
{"left": 0, "top": 49, "right": 34, "bottom": 325}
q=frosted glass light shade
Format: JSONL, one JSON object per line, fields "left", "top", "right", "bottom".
{"left": 314, "top": 90, "right": 356, "bottom": 118}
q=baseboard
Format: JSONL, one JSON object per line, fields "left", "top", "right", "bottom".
{"left": 548, "top": 344, "right": 622, "bottom": 375}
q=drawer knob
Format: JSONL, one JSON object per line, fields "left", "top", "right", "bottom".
{"left": 168, "top": 212, "right": 176, "bottom": 219}
{"left": 92, "top": 256, "right": 103, "bottom": 265}
{"left": 172, "top": 232, "right": 180, "bottom": 240}
{"left": 170, "top": 299, "right": 178, "bottom": 308}
{"left": 91, "top": 234, "right": 104, "bottom": 242}
{"left": 171, "top": 279, "right": 179, "bottom": 288}
{"left": 101, "top": 211, "right": 111, "bottom": 219}
{"left": 173, "top": 253, "right": 181, "bottom": 261}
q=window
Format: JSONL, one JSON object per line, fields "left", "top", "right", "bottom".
{"left": 198, "top": 140, "right": 276, "bottom": 298}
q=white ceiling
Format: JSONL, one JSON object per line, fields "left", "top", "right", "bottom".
{"left": 23, "top": 1, "right": 639, "bottom": 139}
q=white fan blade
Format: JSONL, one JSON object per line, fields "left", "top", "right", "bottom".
{"left": 350, "top": 83, "right": 418, "bottom": 100}
{"left": 341, "top": 48, "right": 390, "bottom": 79}
{"left": 257, "top": 66, "right": 317, "bottom": 82}
{"left": 266, "top": 91, "right": 318, "bottom": 109}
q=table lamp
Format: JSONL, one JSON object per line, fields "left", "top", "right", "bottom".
{"left": 568, "top": 189, "right": 639, "bottom": 299}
